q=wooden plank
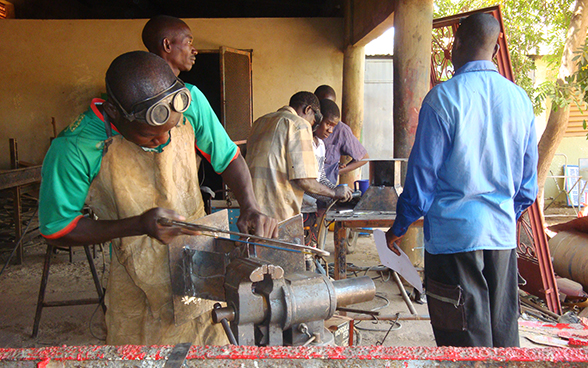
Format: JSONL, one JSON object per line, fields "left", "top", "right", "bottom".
{"left": 0, "top": 166, "right": 42, "bottom": 191}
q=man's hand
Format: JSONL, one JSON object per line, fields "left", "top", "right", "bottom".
{"left": 140, "top": 207, "right": 198, "bottom": 244}
{"left": 385, "top": 228, "right": 402, "bottom": 256}
{"left": 334, "top": 185, "right": 353, "bottom": 202}
{"left": 236, "top": 207, "right": 279, "bottom": 238}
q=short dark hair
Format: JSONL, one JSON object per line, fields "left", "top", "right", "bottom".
{"left": 142, "top": 15, "right": 189, "bottom": 53}
{"left": 105, "top": 51, "right": 176, "bottom": 110}
{"left": 320, "top": 99, "right": 340, "bottom": 120}
{"left": 289, "top": 91, "right": 320, "bottom": 113}
{"left": 314, "top": 85, "right": 336, "bottom": 101}
{"left": 455, "top": 13, "right": 500, "bottom": 54}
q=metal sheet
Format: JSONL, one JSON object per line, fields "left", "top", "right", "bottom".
{"left": 255, "top": 214, "right": 306, "bottom": 273}
{"left": 168, "top": 210, "right": 232, "bottom": 326}
{"left": 353, "top": 186, "right": 399, "bottom": 212}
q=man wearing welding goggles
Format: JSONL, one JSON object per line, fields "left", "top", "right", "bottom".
{"left": 39, "top": 51, "right": 277, "bottom": 345}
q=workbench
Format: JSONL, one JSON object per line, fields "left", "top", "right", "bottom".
{"left": 322, "top": 209, "right": 423, "bottom": 315}
{"left": 325, "top": 210, "right": 394, "bottom": 280}
{"left": 323, "top": 209, "right": 424, "bottom": 280}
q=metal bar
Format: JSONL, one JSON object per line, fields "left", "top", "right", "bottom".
{"left": 527, "top": 203, "right": 562, "bottom": 315}
{"left": 231, "top": 237, "right": 301, "bottom": 254}
{"left": 351, "top": 314, "right": 430, "bottom": 321}
{"left": 163, "top": 343, "right": 191, "bottom": 368}
{"left": 214, "top": 303, "right": 238, "bottom": 345}
{"left": 43, "top": 299, "right": 101, "bottom": 307}
{"left": 336, "top": 307, "right": 380, "bottom": 316}
{"left": 9, "top": 139, "right": 23, "bottom": 264}
{"left": 334, "top": 221, "right": 348, "bottom": 280}
{"left": 158, "top": 218, "right": 329, "bottom": 256}
{"left": 32, "top": 244, "right": 53, "bottom": 338}
{"left": 392, "top": 271, "right": 418, "bottom": 315}
{"left": 84, "top": 245, "right": 106, "bottom": 313}
{"left": 0, "top": 166, "right": 42, "bottom": 191}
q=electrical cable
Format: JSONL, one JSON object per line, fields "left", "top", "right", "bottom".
{"left": 89, "top": 293, "right": 107, "bottom": 341}
{"left": 89, "top": 242, "right": 107, "bottom": 341}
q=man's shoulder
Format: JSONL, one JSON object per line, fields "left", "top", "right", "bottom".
{"left": 256, "top": 107, "right": 307, "bottom": 126}
{"left": 185, "top": 83, "right": 208, "bottom": 103}
{"left": 335, "top": 121, "right": 353, "bottom": 134}
{"left": 328, "top": 121, "right": 354, "bottom": 143}
{"left": 58, "top": 105, "right": 107, "bottom": 142}
{"left": 49, "top": 104, "right": 108, "bottom": 161}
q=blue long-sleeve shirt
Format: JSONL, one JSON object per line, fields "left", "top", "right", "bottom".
{"left": 391, "top": 60, "right": 538, "bottom": 255}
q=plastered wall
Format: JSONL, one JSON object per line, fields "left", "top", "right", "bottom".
{"left": 0, "top": 17, "right": 344, "bottom": 169}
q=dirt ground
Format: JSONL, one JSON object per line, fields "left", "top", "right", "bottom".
{"left": 0, "top": 205, "right": 580, "bottom": 349}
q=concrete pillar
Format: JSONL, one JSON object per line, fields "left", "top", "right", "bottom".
{"left": 340, "top": 0, "right": 366, "bottom": 187}
{"left": 393, "top": 0, "right": 433, "bottom": 163}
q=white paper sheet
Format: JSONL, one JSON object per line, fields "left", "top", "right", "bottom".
{"left": 374, "top": 229, "right": 423, "bottom": 293}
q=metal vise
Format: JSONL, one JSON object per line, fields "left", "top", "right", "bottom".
{"left": 167, "top": 210, "right": 376, "bottom": 346}
{"left": 211, "top": 256, "right": 375, "bottom": 346}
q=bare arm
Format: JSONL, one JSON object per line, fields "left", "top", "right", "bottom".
{"left": 293, "top": 178, "right": 352, "bottom": 201}
{"left": 220, "top": 153, "right": 278, "bottom": 238}
{"left": 339, "top": 153, "right": 369, "bottom": 175}
{"left": 45, "top": 208, "right": 194, "bottom": 248}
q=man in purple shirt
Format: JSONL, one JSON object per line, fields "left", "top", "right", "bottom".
{"left": 314, "top": 85, "right": 368, "bottom": 184}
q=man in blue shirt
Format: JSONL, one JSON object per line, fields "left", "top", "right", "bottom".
{"left": 386, "top": 13, "right": 538, "bottom": 347}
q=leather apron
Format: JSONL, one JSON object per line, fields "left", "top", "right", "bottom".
{"left": 87, "top": 117, "right": 227, "bottom": 346}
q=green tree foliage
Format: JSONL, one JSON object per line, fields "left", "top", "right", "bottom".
{"left": 435, "top": 0, "right": 574, "bottom": 114}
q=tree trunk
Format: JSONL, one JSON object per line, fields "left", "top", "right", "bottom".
{"left": 537, "top": 0, "right": 588, "bottom": 207}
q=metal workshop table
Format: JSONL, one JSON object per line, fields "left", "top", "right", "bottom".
{"left": 321, "top": 210, "right": 424, "bottom": 314}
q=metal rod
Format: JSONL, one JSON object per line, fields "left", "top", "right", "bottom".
{"left": 392, "top": 271, "right": 418, "bottom": 315}
{"left": 336, "top": 307, "right": 380, "bottom": 316}
{"left": 230, "top": 238, "right": 302, "bottom": 254}
{"left": 302, "top": 335, "right": 317, "bottom": 346}
{"left": 350, "top": 314, "right": 430, "bottom": 321}
{"left": 214, "top": 303, "right": 238, "bottom": 345}
{"left": 158, "top": 217, "right": 329, "bottom": 256}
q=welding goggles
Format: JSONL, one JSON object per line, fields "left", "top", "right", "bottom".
{"left": 106, "top": 78, "right": 192, "bottom": 126}
{"left": 310, "top": 105, "right": 323, "bottom": 128}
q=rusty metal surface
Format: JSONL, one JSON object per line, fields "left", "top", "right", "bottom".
{"left": 334, "top": 222, "right": 348, "bottom": 280}
{"left": 521, "top": 203, "right": 562, "bottom": 315}
{"left": 0, "top": 165, "right": 42, "bottom": 191}
{"left": 2, "top": 345, "right": 588, "bottom": 367}
{"left": 353, "top": 186, "right": 399, "bottom": 212}
{"left": 431, "top": 6, "right": 514, "bottom": 88}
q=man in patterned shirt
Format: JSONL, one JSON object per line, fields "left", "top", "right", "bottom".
{"left": 246, "top": 92, "right": 352, "bottom": 222}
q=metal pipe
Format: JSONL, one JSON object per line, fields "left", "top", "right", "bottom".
{"left": 549, "top": 231, "right": 588, "bottom": 292}
{"left": 211, "top": 306, "right": 236, "bottom": 323}
{"left": 332, "top": 276, "right": 376, "bottom": 306}
{"left": 393, "top": 271, "right": 418, "bottom": 315}
{"left": 214, "top": 303, "right": 237, "bottom": 345}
